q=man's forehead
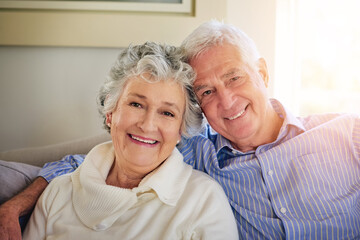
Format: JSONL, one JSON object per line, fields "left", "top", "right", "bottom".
{"left": 194, "top": 66, "right": 245, "bottom": 82}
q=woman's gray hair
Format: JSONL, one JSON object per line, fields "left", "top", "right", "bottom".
{"left": 181, "top": 20, "right": 261, "bottom": 70}
{"left": 97, "top": 41, "right": 204, "bottom": 138}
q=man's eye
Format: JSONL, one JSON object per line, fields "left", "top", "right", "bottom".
{"left": 130, "top": 102, "right": 142, "bottom": 108}
{"left": 202, "top": 90, "right": 212, "bottom": 96}
{"left": 230, "top": 76, "right": 240, "bottom": 81}
{"left": 163, "top": 111, "right": 175, "bottom": 117}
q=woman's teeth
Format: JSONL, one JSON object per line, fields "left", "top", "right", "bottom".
{"left": 131, "top": 135, "right": 157, "bottom": 144}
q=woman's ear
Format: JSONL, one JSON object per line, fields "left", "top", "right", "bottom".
{"left": 106, "top": 112, "right": 112, "bottom": 127}
{"left": 177, "top": 131, "right": 182, "bottom": 144}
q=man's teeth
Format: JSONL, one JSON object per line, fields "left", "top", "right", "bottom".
{"left": 227, "top": 109, "right": 245, "bottom": 120}
{"left": 131, "top": 135, "right": 157, "bottom": 144}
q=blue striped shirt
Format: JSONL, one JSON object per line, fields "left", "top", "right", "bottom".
{"left": 39, "top": 99, "right": 360, "bottom": 239}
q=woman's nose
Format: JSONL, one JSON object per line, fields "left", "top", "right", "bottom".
{"left": 138, "top": 111, "right": 157, "bottom": 132}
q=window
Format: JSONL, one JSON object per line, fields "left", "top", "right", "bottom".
{"left": 275, "top": 0, "right": 360, "bottom": 116}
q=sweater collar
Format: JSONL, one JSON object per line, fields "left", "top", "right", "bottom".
{"left": 138, "top": 147, "right": 192, "bottom": 206}
{"left": 71, "top": 141, "right": 192, "bottom": 230}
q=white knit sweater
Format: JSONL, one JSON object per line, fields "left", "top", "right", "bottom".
{"left": 23, "top": 142, "right": 238, "bottom": 240}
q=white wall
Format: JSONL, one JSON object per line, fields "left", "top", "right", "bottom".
{"left": 226, "top": 0, "right": 276, "bottom": 95}
{"left": 0, "top": 0, "right": 277, "bottom": 151}
{"left": 0, "top": 46, "right": 119, "bottom": 151}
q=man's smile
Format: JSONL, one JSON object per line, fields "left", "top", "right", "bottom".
{"left": 225, "top": 105, "right": 248, "bottom": 120}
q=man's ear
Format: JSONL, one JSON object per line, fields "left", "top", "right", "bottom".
{"left": 257, "top": 58, "right": 269, "bottom": 87}
{"left": 106, "top": 112, "right": 112, "bottom": 127}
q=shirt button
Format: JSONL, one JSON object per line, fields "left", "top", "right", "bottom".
{"left": 280, "top": 207, "right": 287, "bottom": 214}
{"left": 268, "top": 170, "right": 274, "bottom": 176}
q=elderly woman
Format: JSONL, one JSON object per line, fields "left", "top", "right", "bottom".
{"left": 23, "top": 42, "right": 238, "bottom": 239}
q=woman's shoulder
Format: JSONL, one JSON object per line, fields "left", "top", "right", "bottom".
{"left": 49, "top": 173, "right": 72, "bottom": 187}
{"left": 42, "top": 174, "right": 73, "bottom": 202}
{"left": 186, "top": 169, "right": 224, "bottom": 194}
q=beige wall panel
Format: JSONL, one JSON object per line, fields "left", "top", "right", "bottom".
{"left": 0, "top": 0, "right": 226, "bottom": 47}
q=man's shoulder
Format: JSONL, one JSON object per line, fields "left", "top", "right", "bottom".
{"left": 300, "top": 112, "right": 359, "bottom": 130}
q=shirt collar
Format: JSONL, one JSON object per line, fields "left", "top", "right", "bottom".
{"left": 213, "top": 98, "right": 306, "bottom": 153}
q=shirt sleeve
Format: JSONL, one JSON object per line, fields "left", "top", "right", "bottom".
{"left": 38, "top": 154, "right": 85, "bottom": 182}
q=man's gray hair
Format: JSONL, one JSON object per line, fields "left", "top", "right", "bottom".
{"left": 97, "top": 41, "right": 204, "bottom": 138}
{"left": 181, "top": 20, "right": 261, "bottom": 69}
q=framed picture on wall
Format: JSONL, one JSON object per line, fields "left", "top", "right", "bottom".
{"left": 0, "top": 0, "right": 193, "bottom": 14}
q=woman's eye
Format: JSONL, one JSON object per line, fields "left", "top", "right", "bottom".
{"left": 163, "top": 111, "right": 175, "bottom": 117}
{"left": 130, "top": 102, "right": 142, "bottom": 108}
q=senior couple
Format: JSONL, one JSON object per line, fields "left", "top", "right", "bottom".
{"left": 1, "top": 20, "right": 360, "bottom": 239}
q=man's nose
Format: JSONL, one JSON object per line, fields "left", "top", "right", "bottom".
{"left": 138, "top": 111, "right": 157, "bottom": 132}
{"left": 218, "top": 88, "right": 235, "bottom": 110}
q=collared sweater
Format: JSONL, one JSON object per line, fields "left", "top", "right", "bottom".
{"left": 24, "top": 142, "right": 238, "bottom": 240}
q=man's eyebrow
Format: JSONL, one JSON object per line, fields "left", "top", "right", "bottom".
{"left": 193, "top": 68, "right": 241, "bottom": 93}
{"left": 221, "top": 68, "right": 240, "bottom": 79}
{"left": 193, "top": 84, "right": 207, "bottom": 93}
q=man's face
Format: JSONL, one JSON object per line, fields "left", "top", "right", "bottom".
{"left": 190, "top": 43, "right": 271, "bottom": 151}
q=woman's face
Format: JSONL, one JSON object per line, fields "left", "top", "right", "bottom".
{"left": 107, "top": 77, "right": 185, "bottom": 175}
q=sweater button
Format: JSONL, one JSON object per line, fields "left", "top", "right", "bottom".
{"left": 94, "top": 223, "right": 107, "bottom": 231}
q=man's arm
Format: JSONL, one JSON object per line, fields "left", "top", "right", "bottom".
{"left": 39, "top": 154, "right": 86, "bottom": 182}
{"left": 0, "top": 154, "right": 86, "bottom": 240}
{"left": 0, "top": 177, "right": 48, "bottom": 240}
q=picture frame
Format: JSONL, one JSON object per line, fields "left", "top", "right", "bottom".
{"left": 0, "top": 0, "right": 192, "bottom": 14}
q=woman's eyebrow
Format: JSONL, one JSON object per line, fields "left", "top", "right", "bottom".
{"left": 162, "top": 101, "right": 181, "bottom": 113}
{"left": 130, "top": 93, "right": 181, "bottom": 112}
{"left": 129, "top": 93, "right": 146, "bottom": 99}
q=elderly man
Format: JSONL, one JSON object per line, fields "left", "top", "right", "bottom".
{"left": 1, "top": 20, "right": 359, "bottom": 239}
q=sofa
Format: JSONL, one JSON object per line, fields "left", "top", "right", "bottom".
{"left": 0, "top": 133, "right": 111, "bottom": 204}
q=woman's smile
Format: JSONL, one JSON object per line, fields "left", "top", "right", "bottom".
{"left": 128, "top": 134, "right": 158, "bottom": 145}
